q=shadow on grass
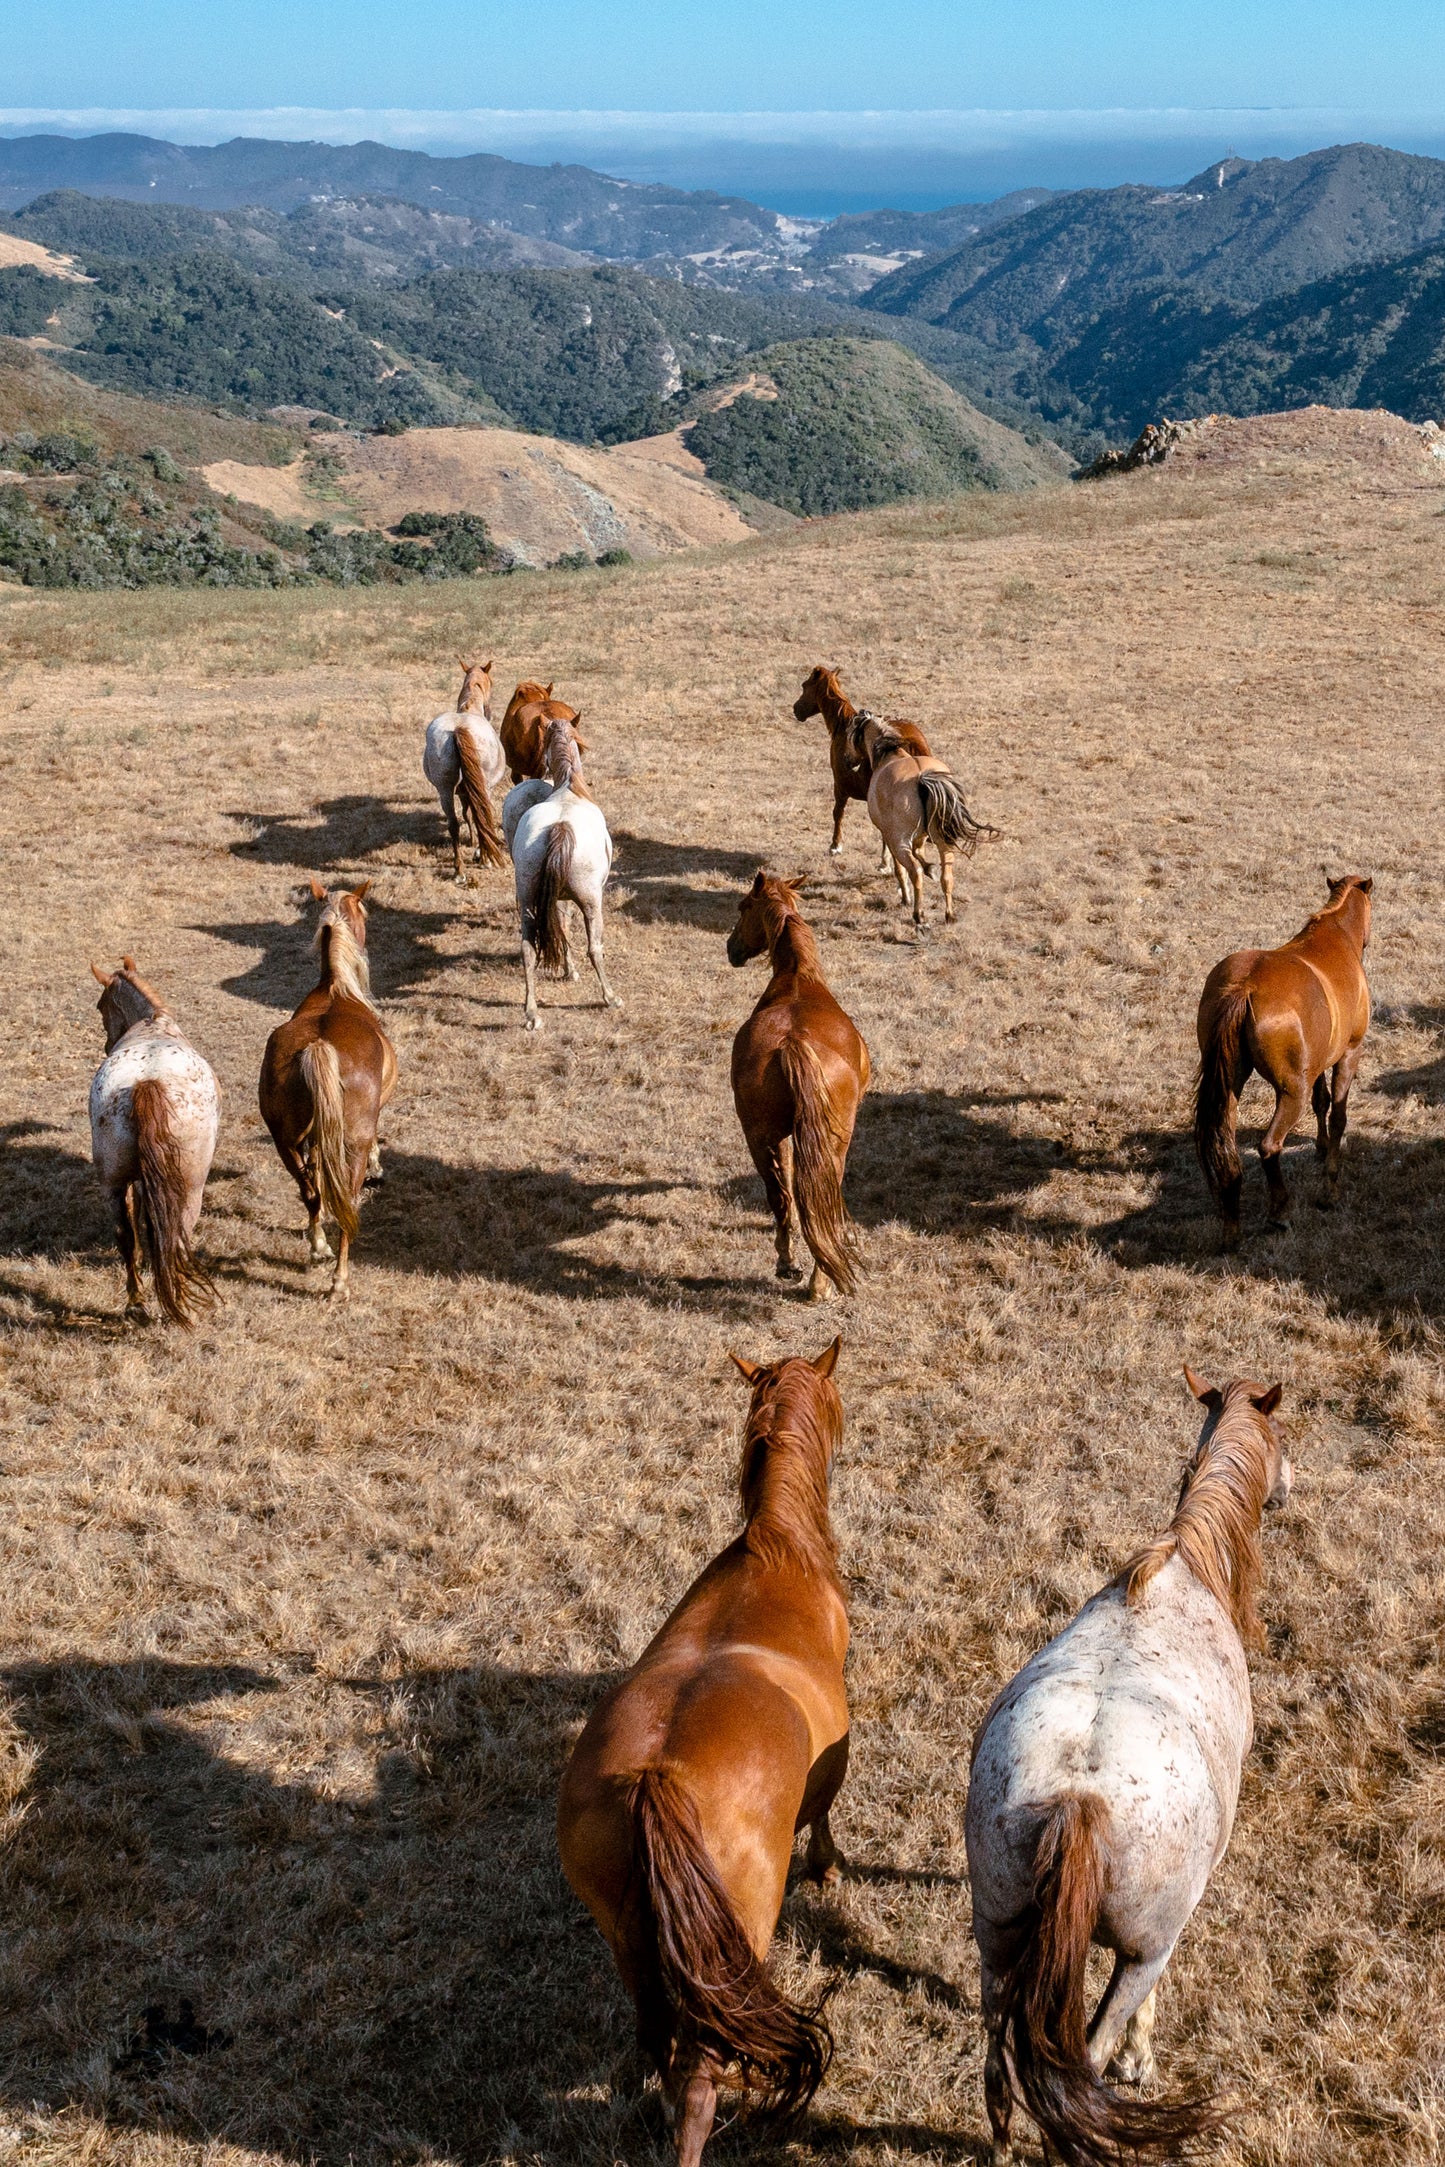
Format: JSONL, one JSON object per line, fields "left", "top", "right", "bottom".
{"left": 198, "top": 898, "right": 484, "bottom": 1010}
{"left": 1375, "top": 1004, "right": 1445, "bottom": 1104}
{"left": 0, "top": 1121, "right": 108, "bottom": 1261}
{"left": 226, "top": 796, "right": 435, "bottom": 871}
{"left": 611, "top": 831, "right": 764, "bottom": 932}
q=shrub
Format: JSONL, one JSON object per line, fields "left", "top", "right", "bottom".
{"left": 595, "top": 546, "right": 633, "bottom": 567}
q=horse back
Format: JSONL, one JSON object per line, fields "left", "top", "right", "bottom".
{"left": 261, "top": 990, "right": 393, "bottom": 1141}
{"left": 732, "top": 978, "right": 868, "bottom": 1130}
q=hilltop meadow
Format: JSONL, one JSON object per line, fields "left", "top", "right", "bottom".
{"left": 1, "top": 428, "right": 1444, "bottom": 2167}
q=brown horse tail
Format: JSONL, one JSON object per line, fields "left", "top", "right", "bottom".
{"left": 1000, "top": 1795, "right": 1220, "bottom": 2167}
{"left": 631, "top": 1766, "right": 832, "bottom": 2119}
{"left": 455, "top": 722, "right": 507, "bottom": 869}
{"left": 915, "top": 771, "right": 1000, "bottom": 856}
{"left": 1193, "top": 985, "right": 1250, "bottom": 1204}
{"left": 780, "top": 1037, "right": 859, "bottom": 1295}
{"left": 131, "top": 1077, "right": 215, "bottom": 1326}
{"left": 531, "top": 821, "right": 574, "bottom": 976}
{"left": 298, "top": 1040, "right": 358, "bottom": 1245}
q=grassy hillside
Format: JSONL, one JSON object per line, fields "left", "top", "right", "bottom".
{"left": 683, "top": 338, "right": 1066, "bottom": 513}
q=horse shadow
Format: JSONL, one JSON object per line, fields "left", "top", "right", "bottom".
{"left": 611, "top": 831, "right": 762, "bottom": 932}
{"left": 226, "top": 796, "right": 435, "bottom": 870}
{"left": 845, "top": 1089, "right": 1070, "bottom": 1235}
{"left": 1374, "top": 1004, "right": 1445, "bottom": 1103}
{"left": 196, "top": 900, "right": 480, "bottom": 1010}
{"left": 0, "top": 1120, "right": 108, "bottom": 1260}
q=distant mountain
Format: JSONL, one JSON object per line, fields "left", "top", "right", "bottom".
{"left": 805, "top": 190, "right": 1054, "bottom": 270}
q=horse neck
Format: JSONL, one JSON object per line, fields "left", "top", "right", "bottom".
{"left": 457, "top": 686, "right": 490, "bottom": 717}
{"left": 741, "top": 1375, "right": 837, "bottom": 1579}
{"left": 1124, "top": 1402, "right": 1269, "bottom": 1646}
{"left": 317, "top": 920, "right": 374, "bottom": 1007}
{"left": 109, "top": 980, "right": 161, "bottom": 1039}
{"left": 820, "top": 682, "right": 857, "bottom": 735}
{"left": 765, "top": 901, "right": 824, "bottom": 983}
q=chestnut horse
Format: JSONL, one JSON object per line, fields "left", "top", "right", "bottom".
{"left": 967, "top": 1368, "right": 1292, "bottom": 2167}
{"left": 422, "top": 656, "right": 507, "bottom": 880}
{"left": 852, "top": 714, "right": 998, "bottom": 929}
{"left": 89, "top": 958, "right": 220, "bottom": 1324}
{"left": 792, "top": 665, "right": 932, "bottom": 859}
{"left": 259, "top": 879, "right": 397, "bottom": 1300}
{"left": 1194, "top": 872, "right": 1372, "bottom": 1246}
{"left": 501, "top": 677, "right": 589, "bottom": 782}
{"left": 728, "top": 873, "right": 869, "bottom": 1298}
{"left": 558, "top": 1339, "right": 849, "bottom": 2167}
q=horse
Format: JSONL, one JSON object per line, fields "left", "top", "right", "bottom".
{"left": 89, "top": 958, "right": 220, "bottom": 1325}
{"left": 258, "top": 879, "right": 397, "bottom": 1300}
{"left": 852, "top": 713, "right": 998, "bottom": 929}
{"left": 422, "top": 655, "right": 508, "bottom": 881}
{"left": 792, "top": 665, "right": 933, "bottom": 861}
{"left": 501, "top": 676, "right": 589, "bottom": 783}
{"left": 966, "top": 1367, "right": 1293, "bottom": 2167}
{"left": 727, "top": 873, "right": 869, "bottom": 1299}
{"left": 1194, "top": 871, "right": 1372, "bottom": 1246}
{"left": 504, "top": 717, "right": 618, "bottom": 1029}
{"left": 557, "top": 1338, "right": 850, "bottom": 2167}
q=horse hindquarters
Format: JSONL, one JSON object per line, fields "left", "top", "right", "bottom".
{"left": 780, "top": 1038, "right": 858, "bottom": 1298}
{"left": 128, "top": 1078, "right": 216, "bottom": 1325}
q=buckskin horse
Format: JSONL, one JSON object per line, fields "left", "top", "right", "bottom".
{"left": 853, "top": 713, "right": 998, "bottom": 930}
{"left": 504, "top": 717, "right": 619, "bottom": 1028}
{"left": 422, "top": 656, "right": 507, "bottom": 880}
{"left": 792, "top": 665, "right": 933, "bottom": 860}
{"left": 501, "top": 677, "right": 589, "bottom": 783}
{"left": 727, "top": 873, "right": 868, "bottom": 1298}
{"left": 259, "top": 879, "right": 397, "bottom": 1300}
{"left": 558, "top": 1338, "right": 850, "bottom": 2167}
{"left": 966, "top": 1368, "right": 1292, "bottom": 2167}
{"left": 1194, "top": 871, "right": 1372, "bottom": 1246}
{"left": 89, "top": 957, "right": 220, "bottom": 1324}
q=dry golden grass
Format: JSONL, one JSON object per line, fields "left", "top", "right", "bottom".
{"left": 2, "top": 431, "right": 1444, "bottom": 2167}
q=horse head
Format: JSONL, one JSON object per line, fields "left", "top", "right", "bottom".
{"left": 91, "top": 956, "right": 164, "bottom": 1049}
{"left": 456, "top": 656, "right": 494, "bottom": 718}
{"left": 309, "top": 875, "right": 372, "bottom": 949}
{"left": 1184, "top": 1366, "right": 1292, "bottom": 1510}
{"left": 793, "top": 665, "right": 843, "bottom": 724}
{"left": 1320, "top": 868, "right": 1373, "bottom": 950}
{"left": 727, "top": 870, "right": 808, "bottom": 967}
{"left": 729, "top": 1339, "right": 843, "bottom": 1562}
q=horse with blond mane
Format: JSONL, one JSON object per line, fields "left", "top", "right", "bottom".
{"left": 89, "top": 957, "right": 220, "bottom": 1324}
{"left": 792, "top": 664, "right": 933, "bottom": 860}
{"left": 966, "top": 1367, "right": 1293, "bottom": 2167}
{"left": 1194, "top": 871, "right": 1372, "bottom": 1246}
{"left": 727, "top": 873, "right": 868, "bottom": 1299}
{"left": 558, "top": 1338, "right": 850, "bottom": 2167}
{"left": 501, "top": 677, "right": 588, "bottom": 783}
{"left": 504, "top": 718, "right": 618, "bottom": 1028}
{"left": 259, "top": 879, "right": 396, "bottom": 1300}
{"left": 422, "top": 656, "right": 508, "bottom": 880}
{"left": 851, "top": 713, "right": 998, "bottom": 929}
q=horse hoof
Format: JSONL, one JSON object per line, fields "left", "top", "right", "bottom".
{"left": 828, "top": 846, "right": 842, "bottom": 857}
{"left": 1263, "top": 1217, "right": 1291, "bottom": 1238}
{"left": 815, "top": 1861, "right": 843, "bottom": 1889}
{"left": 775, "top": 1263, "right": 804, "bottom": 1283}
{"left": 124, "top": 1303, "right": 153, "bottom": 1328}
{"left": 1313, "top": 1193, "right": 1338, "bottom": 1212}
{"left": 605, "top": 994, "right": 624, "bottom": 1009}
{"left": 326, "top": 1282, "right": 351, "bottom": 1305}
{"left": 524, "top": 1016, "right": 542, "bottom": 1032}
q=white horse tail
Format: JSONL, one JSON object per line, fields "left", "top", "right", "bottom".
{"left": 532, "top": 821, "right": 575, "bottom": 975}
{"left": 916, "top": 772, "right": 999, "bottom": 856}
{"left": 455, "top": 721, "right": 507, "bottom": 869}
{"left": 299, "top": 1041, "right": 358, "bottom": 1245}
{"left": 132, "top": 1077, "right": 215, "bottom": 1326}
{"left": 1000, "top": 1794, "right": 1220, "bottom": 2166}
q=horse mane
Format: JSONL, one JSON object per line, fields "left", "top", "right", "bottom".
{"left": 545, "top": 718, "right": 590, "bottom": 799}
{"left": 738, "top": 1361, "right": 839, "bottom": 1578}
{"left": 314, "top": 907, "right": 374, "bottom": 1009}
{"left": 815, "top": 667, "right": 856, "bottom": 722}
{"left": 1297, "top": 878, "right": 1369, "bottom": 943}
{"left": 758, "top": 882, "right": 822, "bottom": 980}
{"left": 1121, "top": 1388, "right": 1272, "bottom": 1646}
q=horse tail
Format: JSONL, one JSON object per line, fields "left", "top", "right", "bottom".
{"left": 780, "top": 1037, "right": 858, "bottom": 1295}
{"left": 1193, "top": 985, "right": 1250, "bottom": 1205}
{"left": 1000, "top": 1795, "right": 1220, "bottom": 2166}
{"left": 455, "top": 722, "right": 507, "bottom": 869}
{"left": 298, "top": 1040, "right": 358, "bottom": 1245}
{"left": 631, "top": 1766, "right": 832, "bottom": 2118}
{"left": 916, "top": 771, "right": 1000, "bottom": 855}
{"left": 131, "top": 1078, "right": 215, "bottom": 1326}
{"left": 531, "top": 821, "right": 575, "bottom": 976}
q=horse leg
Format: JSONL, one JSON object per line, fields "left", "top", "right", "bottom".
{"left": 327, "top": 1144, "right": 368, "bottom": 1303}
{"left": 581, "top": 894, "right": 622, "bottom": 1009}
{"left": 1312, "top": 1073, "right": 1331, "bottom": 1162}
{"left": 801, "top": 1734, "right": 849, "bottom": 1887}
{"left": 366, "top": 1139, "right": 383, "bottom": 1183}
{"left": 748, "top": 1133, "right": 800, "bottom": 1281}
{"left": 277, "top": 1134, "right": 330, "bottom": 1262}
{"left": 1322, "top": 1045, "right": 1362, "bottom": 1204}
{"left": 899, "top": 847, "right": 927, "bottom": 929}
{"left": 1259, "top": 1078, "right": 1305, "bottom": 1229}
{"left": 438, "top": 784, "right": 465, "bottom": 882}
{"left": 979, "top": 1963, "right": 1015, "bottom": 2167}
{"left": 1111, "top": 1986, "right": 1159, "bottom": 2086}
{"left": 564, "top": 900, "right": 580, "bottom": 982}
{"left": 669, "top": 2051, "right": 719, "bottom": 2167}
{"left": 1087, "top": 1948, "right": 1172, "bottom": 2076}
{"left": 112, "top": 1185, "right": 149, "bottom": 1320}
{"left": 520, "top": 917, "right": 543, "bottom": 1030}
{"left": 941, "top": 846, "right": 957, "bottom": 923}
{"left": 831, "top": 788, "right": 849, "bottom": 856}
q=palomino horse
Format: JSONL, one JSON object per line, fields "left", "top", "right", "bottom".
{"left": 258, "top": 879, "right": 397, "bottom": 1299}
{"left": 966, "top": 1368, "right": 1292, "bottom": 2167}
{"left": 1195, "top": 871, "right": 1372, "bottom": 1245}
{"left": 852, "top": 713, "right": 997, "bottom": 928}
{"left": 728, "top": 873, "right": 869, "bottom": 1298}
{"left": 558, "top": 1339, "right": 849, "bottom": 2167}
{"left": 504, "top": 718, "right": 618, "bottom": 1028}
{"left": 501, "top": 677, "right": 589, "bottom": 783}
{"left": 422, "top": 656, "right": 507, "bottom": 880}
{"left": 89, "top": 958, "right": 220, "bottom": 1324}
{"left": 792, "top": 665, "right": 933, "bottom": 860}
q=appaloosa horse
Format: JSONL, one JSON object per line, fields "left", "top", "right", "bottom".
{"left": 89, "top": 958, "right": 220, "bottom": 1324}
{"left": 792, "top": 665, "right": 933, "bottom": 859}
{"left": 1195, "top": 871, "right": 1372, "bottom": 1245}
{"left": 501, "top": 677, "right": 588, "bottom": 782}
{"left": 853, "top": 713, "right": 998, "bottom": 929}
{"left": 558, "top": 1339, "right": 850, "bottom": 2167}
{"left": 258, "top": 879, "right": 396, "bottom": 1299}
{"left": 422, "top": 656, "right": 507, "bottom": 879}
{"left": 967, "top": 1368, "right": 1292, "bottom": 2167}
{"left": 728, "top": 873, "right": 869, "bottom": 1298}
{"left": 504, "top": 718, "right": 618, "bottom": 1028}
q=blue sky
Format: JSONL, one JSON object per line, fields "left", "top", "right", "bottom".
{"left": 6, "top": 1, "right": 1443, "bottom": 211}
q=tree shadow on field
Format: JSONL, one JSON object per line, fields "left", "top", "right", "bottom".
{"left": 197, "top": 898, "right": 485, "bottom": 1010}
{"left": 226, "top": 796, "right": 435, "bottom": 871}
{"left": 0, "top": 1120, "right": 108, "bottom": 1260}
{"left": 611, "top": 831, "right": 764, "bottom": 932}
{"left": 845, "top": 1089, "right": 1070, "bottom": 1235}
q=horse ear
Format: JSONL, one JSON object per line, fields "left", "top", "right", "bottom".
{"left": 121, "top": 954, "right": 138, "bottom": 974}
{"left": 1252, "top": 1382, "right": 1283, "bottom": 1416}
{"left": 90, "top": 961, "right": 113, "bottom": 987}
{"left": 545, "top": 682, "right": 554, "bottom": 697}
{"left": 728, "top": 1351, "right": 763, "bottom": 1384}
{"left": 350, "top": 879, "right": 371, "bottom": 903}
{"left": 482, "top": 657, "right": 493, "bottom": 673}
{"left": 309, "top": 875, "right": 327, "bottom": 901}
{"left": 751, "top": 869, "right": 767, "bottom": 893}
{"left": 1183, "top": 1363, "right": 1224, "bottom": 1411}
{"left": 1321, "top": 863, "right": 1339, "bottom": 889}
{"left": 811, "top": 1335, "right": 841, "bottom": 1379}
{"left": 787, "top": 872, "right": 809, "bottom": 891}
{"left": 1357, "top": 876, "right": 1373, "bottom": 895}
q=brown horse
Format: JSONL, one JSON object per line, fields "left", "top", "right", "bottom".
{"left": 557, "top": 1339, "right": 850, "bottom": 2167}
{"left": 728, "top": 873, "right": 869, "bottom": 1298}
{"left": 259, "top": 878, "right": 397, "bottom": 1300}
{"left": 501, "top": 677, "right": 589, "bottom": 782}
{"left": 792, "top": 665, "right": 933, "bottom": 858}
{"left": 1194, "top": 872, "right": 1372, "bottom": 1245}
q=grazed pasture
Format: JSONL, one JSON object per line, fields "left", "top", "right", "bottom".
{"left": 1, "top": 437, "right": 1444, "bottom": 2167}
